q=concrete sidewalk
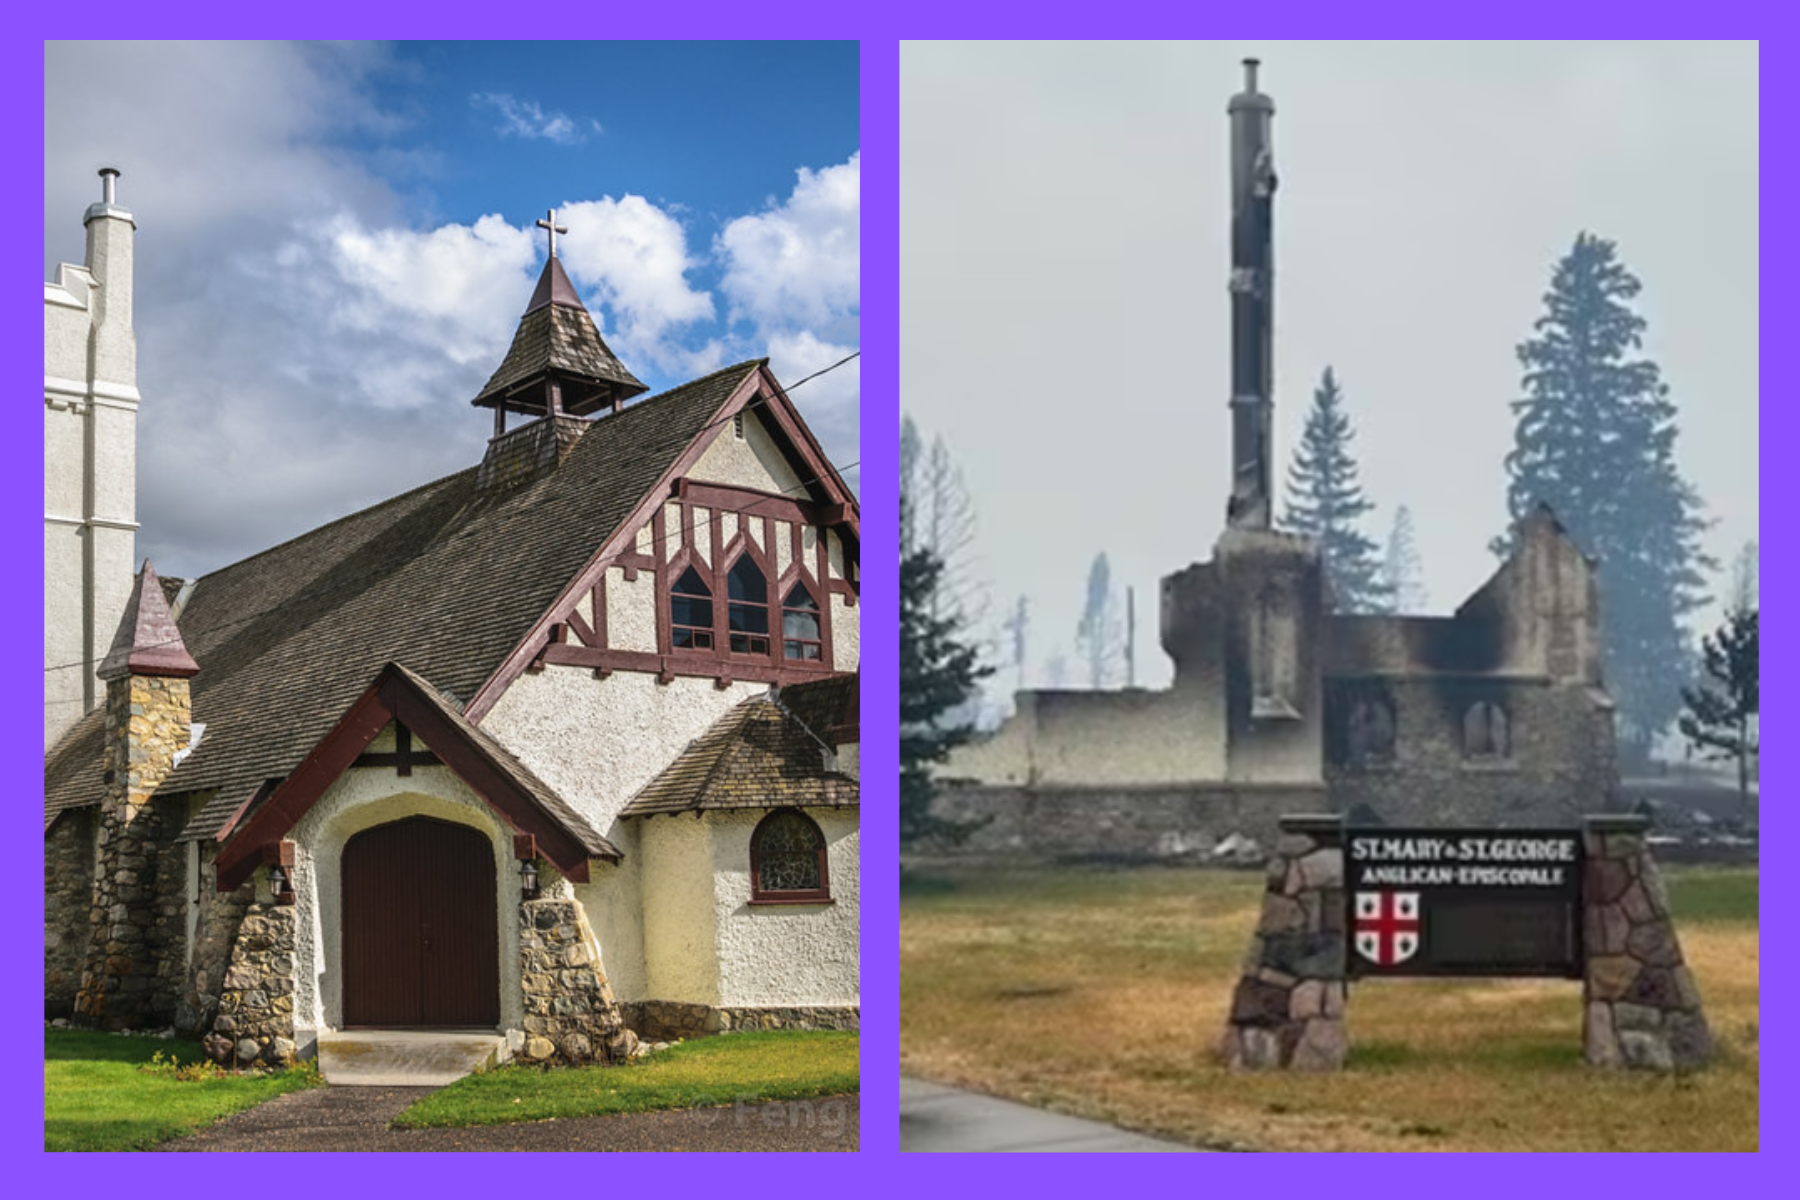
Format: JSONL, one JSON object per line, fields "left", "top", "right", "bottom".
{"left": 900, "top": 1077, "right": 1204, "bottom": 1153}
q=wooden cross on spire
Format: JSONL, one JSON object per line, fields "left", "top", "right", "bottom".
{"left": 536, "top": 209, "right": 568, "bottom": 259}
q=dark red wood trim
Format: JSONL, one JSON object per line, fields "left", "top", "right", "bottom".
{"left": 593, "top": 578, "right": 608, "bottom": 648}
{"left": 566, "top": 607, "right": 597, "bottom": 647}
{"left": 219, "top": 665, "right": 605, "bottom": 892}
{"left": 652, "top": 504, "right": 672, "bottom": 657}
{"left": 465, "top": 369, "right": 768, "bottom": 721}
{"left": 540, "top": 643, "right": 840, "bottom": 685}
{"left": 514, "top": 832, "right": 537, "bottom": 861}
{"left": 615, "top": 549, "right": 653, "bottom": 581}
{"left": 380, "top": 676, "right": 594, "bottom": 882}
{"left": 217, "top": 683, "right": 393, "bottom": 890}
{"left": 214, "top": 778, "right": 280, "bottom": 845}
{"left": 466, "top": 362, "right": 860, "bottom": 723}
{"left": 352, "top": 749, "right": 444, "bottom": 772}
{"left": 748, "top": 897, "right": 837, "bottom": 907}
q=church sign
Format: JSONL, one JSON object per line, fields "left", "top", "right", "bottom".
{"left": 1346, "top": 829, "right": 1584, "bottom": 979}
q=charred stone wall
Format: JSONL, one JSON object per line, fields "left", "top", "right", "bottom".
{"left": 1325, "top": 676, "right": 1617, "bottom": 828}
{"left": 927, "top": 782, "right": 1327, "bottom": 863}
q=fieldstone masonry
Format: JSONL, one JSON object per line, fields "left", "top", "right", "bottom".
{"left": 1221, "top": 815, "right": 1348, "bottom": 1071}
{"left": 1581, "top": 814, "right": 1714, "bottom": 1071}
{"left": 517, "top": 897, "right": 630, "bottom": 1066}
{"left": 205, "top": 902, "right": 297, "bottom": 1066}
{"left": 1223, "top": 812, "right": 1714, "bottom": 1072}
{"left": 624, "top": 1000, "right": 862, "bottom": 1042}
{"left": 73, "top": 674, "right": 189, "bottom": 1029}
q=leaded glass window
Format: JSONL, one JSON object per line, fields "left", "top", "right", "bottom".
{"left": 750, "top": 808, "right": 829, "bottom": 902}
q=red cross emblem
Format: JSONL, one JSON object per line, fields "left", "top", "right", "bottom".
{"left": 1353, "top": 891, "right": 1421, "bottom": 967}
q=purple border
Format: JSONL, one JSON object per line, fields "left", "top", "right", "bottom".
{"left": 8, "top": 12, "right": 1779, "bottom": 1188}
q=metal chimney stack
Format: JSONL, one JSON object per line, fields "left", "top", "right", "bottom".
{"left": 1226, "top": 58, "right": 1277, "bottom": 531}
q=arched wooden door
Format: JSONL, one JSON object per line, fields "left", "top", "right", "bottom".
{"left": 341, "top": 816, "right": 499, "bottom": 1028}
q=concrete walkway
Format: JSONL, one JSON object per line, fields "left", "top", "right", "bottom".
{"left": 900, "top": 1077, "right": 1203, "bottom": 1153}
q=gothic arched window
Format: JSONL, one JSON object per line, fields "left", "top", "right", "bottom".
{"left": 1463, "top": 701, "right": 1511, "bottom": 759}
{"left": 670, "top": 566, "right": 713, "bottom": 650}
{"left": 1347, "top": 696, "right": 1397, "bottom": 765}
{"left": 727, "top": 556, "right": 770, "bottom": 655}
{"left": 750, "top": 808, "right": 830, "bottom": 903}
{"left": 782, "top": 583, "right": 823, "bottom": 661}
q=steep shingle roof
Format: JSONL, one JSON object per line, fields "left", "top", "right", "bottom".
{"left": 45, "top": 360, "right": 764, "bottom": 836}
{"left": 622, "top": 677, "right": 860, "bottom": 818}
{"left": 472, "top": 257, "right": 646, "bottom": 417}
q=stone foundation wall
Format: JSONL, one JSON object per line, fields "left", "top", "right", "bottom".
{"left": 1582, "top": 816, "right": 1714, "bottom": 1071}
{"left": 45, "top": 810, "right": 95, "bottom": 1017}
{"left": 204, "top": 903, "right": 297, "bottom": 1066}
{"left": 927, "top": 783, "right": 1327, "bottom": 864}
{"left": 622, "top": 1000, "right": 861, "bottom": 1041}
{"left": 517, "top": 897, "right": 630, "bottom": 1066}
{"left": 1220, "top": 815, "right": 1348, "bottom": 1071}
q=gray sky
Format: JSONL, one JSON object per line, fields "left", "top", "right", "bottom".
{"left": 901, "top": 40, "right": 1758, "bottom": 694}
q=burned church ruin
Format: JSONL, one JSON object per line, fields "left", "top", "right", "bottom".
{"left": 932, "top": 61, "right": 1619, "bottom": 860}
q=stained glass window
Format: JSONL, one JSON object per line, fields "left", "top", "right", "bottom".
{"left": 751, "top": 809, "right": 829, "bottom": 901}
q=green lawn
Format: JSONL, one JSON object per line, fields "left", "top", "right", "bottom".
{"left": 45, "top": 1030, "right": 320, "bottom": 1152}
{"left": 395, "top": 1030, "right": 859, "bottom": 1129}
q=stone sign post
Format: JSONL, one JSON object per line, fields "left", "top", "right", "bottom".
{"left": 1221, "top": 813, "right": 1714, "bottom": 1072}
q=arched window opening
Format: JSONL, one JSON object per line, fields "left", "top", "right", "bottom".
{"left": 750, "top": 808, "right": 830, "bottom": 903}
{"left": 670, "top": 566, "right": 713, "bottom": 650}
{"left": 1348, "top": 696, "right": 1397, "bottom": 765}
{"left": 1463, "top": 701, "right": 1511, "bottom": 759}
{"left": 728, "top": 556, "right": 770, "bottom": 655}
{"left": 783, "top": 583, "right": 823, "bottom": 661}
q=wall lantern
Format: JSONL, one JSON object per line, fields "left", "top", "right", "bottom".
{"left": 262, "top": 840, "right": 296, "bottom": 905}
{"left": 515, "top": 831, "right": 541, "bottom": 900}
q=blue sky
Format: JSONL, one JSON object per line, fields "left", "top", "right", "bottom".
{"left": 45, "top": 41, "right": 860, "bottom": 580}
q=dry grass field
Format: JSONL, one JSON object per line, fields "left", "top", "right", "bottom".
{"left": 899, "top": 864, "right": 1758, "bottom": 1152}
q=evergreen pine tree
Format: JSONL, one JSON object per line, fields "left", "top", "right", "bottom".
{"left": 1383, "top": 504, "right": 1429, "bottom": 612}
{"left": 900, "top": 495, "right": 994, "bottom": 846}
{"left": 1283, "top": 367, "right": 1394, "bottom": 613}
{"left": 1495, "top": 233, "right": 1713, "bottom": 765}
{"left": 1679, "top": 607, "right": 1757, "bottom": 819}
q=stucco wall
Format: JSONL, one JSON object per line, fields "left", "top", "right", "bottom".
{"left": 483, "top": 668, "right": 767, "bottom": 835}
{"left": 690, "top": 408, "right": 805, "bottom": 495}
{"left": 606, "top": 566, "right": 657, "bottom": 652}
{"left": 943, "top": 688, "right": 1224, "bottom": 788}
{"left": 708, "top": 809, "right": 860, "bottom": 1007}
{"left": 639, "top": 814, "right": 719, "bottom": 1004}
{"left": 571, "top": 820, "right": 646, "bottom": 1002}
{"left": 286, "top": 757, "right": 524, "bottom": 1041}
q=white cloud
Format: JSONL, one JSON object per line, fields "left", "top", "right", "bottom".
{"left": 470, "top": 92, "right": 597, "bottom": 144}
{"left": 556, "top": 195, "right": 716, "bottom": 368}
{"left": 718, "top": 152, "right": 860, "bottom": 330}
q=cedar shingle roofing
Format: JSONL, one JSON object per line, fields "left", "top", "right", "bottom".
{"left": 472, "top": 258, "right": 646, "bottom": 416}
{"left": 44, "top": 359, "right": 765, "bottom": 836}
{"left": 622, "top": 675, "right": 860, "bottom": 818}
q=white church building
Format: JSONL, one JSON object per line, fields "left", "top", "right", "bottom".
{"left": 44, "top": 172, "right": 861, "bottom": 1068}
